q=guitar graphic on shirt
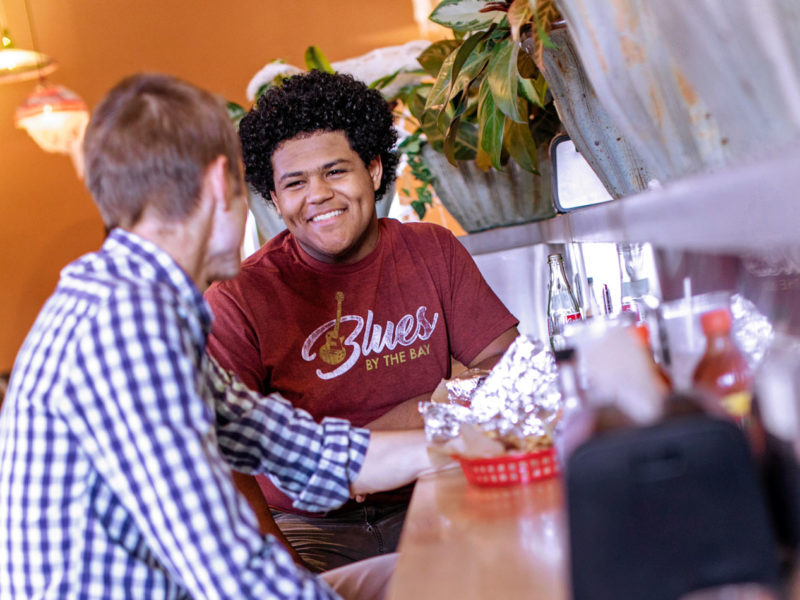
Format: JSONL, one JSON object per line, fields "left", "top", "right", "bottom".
{"left": 320, "top": 291, "right": 346, "bottom": 365}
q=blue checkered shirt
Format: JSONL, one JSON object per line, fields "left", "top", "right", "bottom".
{"left": 0, "top": 229, "right": 370, "bottom": 599}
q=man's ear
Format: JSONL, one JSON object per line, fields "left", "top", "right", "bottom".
{"left": 368, "top": 156, "right": 383, "bottom": 192}
{"left": 270, "top": 190, "right": 282, "bottom": 217}
{"left": 204, "top": 155, "right": 231, "bottom": 211}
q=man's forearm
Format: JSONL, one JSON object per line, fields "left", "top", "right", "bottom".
{"left": 350, "top": 430, "right": 432, "bottom": 497}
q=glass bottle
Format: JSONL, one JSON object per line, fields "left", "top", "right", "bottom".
{"left": 691, "top": 307, "right": 753, "bottom": 423}
{"left": 617, "top": 242, "right": 649, "bottom": 322}
{"left": 553, "top": 347, "right": 591, "bottom": 463}
{"left": 601, "top": 283, "right": 614, "bottom": 315}
{"left": 631, "top": 322, "right": 673, "bottom": 392}
{"left": 547, "top": 253, "right": 581, "bottom": 351}
{"left": 585, "top": 277, "right": 603, "bottom": 319}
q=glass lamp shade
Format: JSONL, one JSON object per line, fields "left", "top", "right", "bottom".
{"left": 15, "top": 84, "right": 89, "bottom": 154}
{"left": 0, "top": 29, "right": 57, "bottom": 84}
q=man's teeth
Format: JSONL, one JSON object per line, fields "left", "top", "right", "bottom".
{"left": 311, "top": 209, "right": 344, "bottom": 223}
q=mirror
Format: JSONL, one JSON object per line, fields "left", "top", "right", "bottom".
{"left": 550, "top": 134, "right": 613, "bottom": 212}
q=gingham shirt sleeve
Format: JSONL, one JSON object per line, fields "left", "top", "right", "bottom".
{"left": 63, "top": 287, "right": 341, "bottom": 600}
{"left": 207, "top": 355, "right": 370, "bottom": 512}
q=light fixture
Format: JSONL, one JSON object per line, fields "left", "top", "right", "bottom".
{"left": 4, "top": 0, "right": 88, "bottom": 176}
{"left": 15, "top": 84, "right": 89, "bottom": 175}
{"left": 0, "top": 27, "right": 56, "bottom": 84}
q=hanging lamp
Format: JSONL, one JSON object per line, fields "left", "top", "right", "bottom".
{"left": 8, "top": 0, "right": 88, "bottom": 175}
{"left": 0, "top": 0, "right": 56, "bottom": 85}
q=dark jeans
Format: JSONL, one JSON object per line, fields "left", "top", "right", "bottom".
{"left": 272, "top": 502, "right": 408, "bottom": 573}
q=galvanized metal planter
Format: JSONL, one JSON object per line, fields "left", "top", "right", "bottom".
{"left": 557, "top": 0, "right": 800, "bottom": 184}
{"left": 422, "top": 144, "right": 556, "bottom": 234}
{"left": 533, "top": 25, "right": 653, "bottom": 199}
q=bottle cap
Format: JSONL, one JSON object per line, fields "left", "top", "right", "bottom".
{"left": 700, "top": 307, "right": 732, "bottom": 334}
{"left": 553, "top": 347, "right": 575, "bottom": 363}
{"left": 631, "top": 323, "right": 651, "bottom": 347}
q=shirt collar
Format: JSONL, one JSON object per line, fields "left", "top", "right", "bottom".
{"left": 103, "top": 228, "right": 213, "bottom": 333}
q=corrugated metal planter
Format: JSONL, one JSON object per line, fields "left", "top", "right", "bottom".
{"left": 556, "top": 0, "right": 724, "bottom": 183}
{"left": 557, "top": 0, "right": 800, "bottom": 184}
{"left": 532, "top": 25, "right": 653, "bottom": 198}
{"left": 422, "top": 144, "right": 556, "bottom": 234}
{"left": 646, "top": 1, "right": 800, "bottom": 165}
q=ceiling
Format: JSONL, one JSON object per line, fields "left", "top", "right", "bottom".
{"left": 0, "top": 0, "right": 427, "bottom": 371}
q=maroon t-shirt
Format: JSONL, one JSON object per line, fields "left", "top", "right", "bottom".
{"left": 205, "top": 218, "right": 518, "bottom": 515}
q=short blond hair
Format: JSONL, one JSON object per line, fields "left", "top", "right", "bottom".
{"left": 83, "top": 73, "right": 242, "bottom": 229}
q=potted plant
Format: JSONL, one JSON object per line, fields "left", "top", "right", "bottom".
{"left": 383, "top": 0, "right": 563, "bottom": 230}
{"left": 390, "top": 0, "right": 660, "bottom": 230}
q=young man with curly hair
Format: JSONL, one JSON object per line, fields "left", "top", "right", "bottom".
{"left": 205, "top": 70, "right": 519, "bottom": 573}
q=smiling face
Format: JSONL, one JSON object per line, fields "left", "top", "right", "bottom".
{"left": 269, "top": 130, "right": 382, "bottom": 264}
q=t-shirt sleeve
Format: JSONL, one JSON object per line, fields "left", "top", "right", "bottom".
{"left": 205, "top": 282, "right": 268, "bottom": 394}
{"left": 440, "top": 229, "right": 519, "bottom": 365}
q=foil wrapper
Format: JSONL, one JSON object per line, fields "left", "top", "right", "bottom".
{"left": 418, "top": 401, "right": 474, "bottom": 444}
{"left": 419, "top": 335, "right": 561, "bottom": 447}
{"left": 441, "top": 368, "right": 490, "bottom": 406}
{"left": 731, "top": 293, "right": 774, "bottom": 369}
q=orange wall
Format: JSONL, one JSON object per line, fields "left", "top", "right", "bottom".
{"left": 0, "top": 0, "right": 422, "bottom": 371}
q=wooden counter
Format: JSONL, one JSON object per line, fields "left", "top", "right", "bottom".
{"left": 388, "top": 464, "right": 800, "bottom": 600}
{"left": 387, "top": 466, "right": 569, "bottom": 600}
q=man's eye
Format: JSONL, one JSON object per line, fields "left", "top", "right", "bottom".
{"left": 285, "top": 180, "right": 303, "bottom": 189}
{"left": 328, "top": 169, "right": 346, "bottom": 176}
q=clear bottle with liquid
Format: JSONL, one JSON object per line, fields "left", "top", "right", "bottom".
{"left": 617, "top": 242, "right": 649, "bottom": 322}
{"left": 547, "top": 253, "right": 581, "bottom": 351}
{"left": 585, "top": 277, "right": 604, "bottom": 319}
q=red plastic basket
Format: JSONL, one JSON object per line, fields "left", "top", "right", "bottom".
{"left": 457, "top": 446, "right": 560, "bottom": 487}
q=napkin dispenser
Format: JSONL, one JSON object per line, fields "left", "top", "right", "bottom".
{"left": 566, "top": 415, "right": 780, "bottom": 600}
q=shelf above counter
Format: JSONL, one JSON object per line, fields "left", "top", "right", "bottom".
{"left": 457, "top": 140, "right": 800, "bottom": 257}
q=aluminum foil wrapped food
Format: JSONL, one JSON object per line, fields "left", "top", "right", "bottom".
{"left": 419, "top": 335, "right": 561, "bottom": 454}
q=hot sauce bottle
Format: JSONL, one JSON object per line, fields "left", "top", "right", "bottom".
{"left": 691, "top": 307, "right": 753, "bottom": 423}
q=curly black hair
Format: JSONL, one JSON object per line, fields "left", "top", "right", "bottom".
{"left": 238, "top": 70, "right": 399, "bottom": 205}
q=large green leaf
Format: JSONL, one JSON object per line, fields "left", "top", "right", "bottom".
{"left": 517, "top": 77, "right": 540, "bottom": 108}
{"left": 533, "top": 72, "right": 549, "bottom": 106}
{"left": 304, "top": 46, "right": 333, "bottom": 72}
{"left": 435, "top": 49, "right": 488, "bottom": 142}
{"left": 504, "top": 118, "right": 539, "bottom": 173}
{"left": 477, "top": 79, "right": 505, "bottom": 169}
{"left": 443, "top": 111, "right": 464, "bottom": 164}
{"left": 449, "top": 28, "right": 492, "bottom": 89}
{"left": 431, "top": 35, "right": 492, "bottom": 134}
{"left": 406, "top": 84, "right": 433, "bottom": 121}
{"left": 429, "top": 0, "right": 506, "bottom": 32}
{"left": 454, "top": 120, "right": 479, "bottom": 159}
{"left": 486, "top": 38, "right": 525, "bottom": 123}
{"left": 423, "top": 49, "right": 458, "bottom": 117}
{"left": 417, "top": 39, "right": 462, "bottom": 76}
